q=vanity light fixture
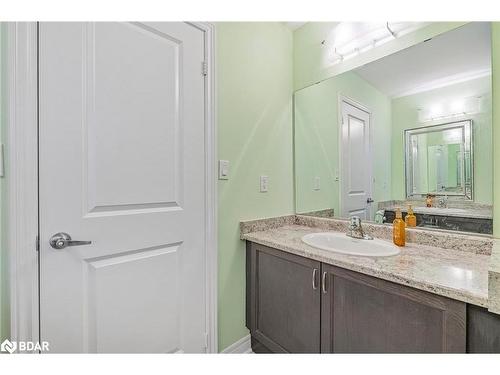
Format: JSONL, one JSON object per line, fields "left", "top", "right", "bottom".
{"left": 418, "top": 96, "right": 481, "bottom": 122}
{"left": 326, "top": 22, "right": 429, "bottom": 65}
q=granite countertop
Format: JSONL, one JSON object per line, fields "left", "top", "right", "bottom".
{"left": 382, "top": 205, "right": 492, "bottom": 220}
{"left": 241, "top": 222, "right": 490, "bottom": 308}
{"left": 488, "top": 240, "right": 500, "bottom": 314}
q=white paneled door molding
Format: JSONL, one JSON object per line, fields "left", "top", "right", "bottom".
{"left": 5, "top": 22, "right": 217, "bottom": 353}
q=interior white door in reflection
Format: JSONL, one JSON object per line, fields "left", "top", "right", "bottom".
{"left": 340, "top": 100, "right": 373, "bottom": 219}
{"left": 39, "top": 22, "right": 207, "bottom": 353}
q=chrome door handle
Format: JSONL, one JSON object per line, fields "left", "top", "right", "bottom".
{"left": 49, "top": 232, "right": 92, "bottom": 250}
{"left": 312, "top": 268, "right": 318, "bottom": 290}
{"left": 322, "top": 271, "right": 328, "bottom": 294}
{"left": 367, "top": 197, "right": 374, "bottom": 203}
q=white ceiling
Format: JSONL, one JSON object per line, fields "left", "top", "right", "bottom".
{"left": 354, "top": 22, "right": 492, "bottom": 98}
{"left": 284, "top": 22, "right": 307, "bottom": 31}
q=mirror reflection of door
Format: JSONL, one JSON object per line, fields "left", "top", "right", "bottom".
{"left": 340, "top": 100, "right": 372, "bottom": 219}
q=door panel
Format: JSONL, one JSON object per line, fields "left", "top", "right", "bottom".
{"left": 341, "top": 101, "right": 372, "bottom": 219}
{"left": 39, "top": 22, "right": 206, "bottom": 353}
{"left": 87, "top": 245, "right": 180, "bottom": 353}
{"left": 88, "top": 23, "right": 183, "bottom": 211}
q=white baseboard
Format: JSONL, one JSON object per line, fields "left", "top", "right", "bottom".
{"left": 221, "top": 334, "right": 252, "bottom": 353}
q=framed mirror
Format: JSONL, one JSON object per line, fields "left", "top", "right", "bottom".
{"left": 405, "top": 120, "right": 473, "bottom": 199}
{"left": 293, "top": 22, "right": 493, "bottom": 234}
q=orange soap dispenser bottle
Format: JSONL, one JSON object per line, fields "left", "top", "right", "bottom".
{"left": 405, "top": 205, "right": 417, "bottom": 227}
{"left": 393, "top": 208, "right": 406, "bottom": 247}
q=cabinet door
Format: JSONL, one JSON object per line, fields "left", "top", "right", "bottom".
{"left": 467, "top": 304, "right": 500, "bottom": 353}
{"left": 320, "top": 264, "right": 466, "bottom": 353}
{"left": 247, "top": 242, "right": 321, "bottom": 353}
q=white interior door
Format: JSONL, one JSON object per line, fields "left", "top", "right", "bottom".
{"left": 340, "top": 100, "right": 372, "bottom": 219}
{"left": 39, "top": 22, "right": 207, "bottom": 353}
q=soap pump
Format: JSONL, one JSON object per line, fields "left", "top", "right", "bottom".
{"left": 405, "top": 205, "right": 417, "bottom": 227}
{"left": 393, "top": 208, "right": 406, "bottom": 247}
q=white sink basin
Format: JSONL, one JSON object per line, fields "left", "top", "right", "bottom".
{"left": 301, "top": 232, "right": 400, "bottom": 257}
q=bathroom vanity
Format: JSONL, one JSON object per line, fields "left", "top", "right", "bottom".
{"left": 242, "top": 215, "right": 500, "bottom": 353}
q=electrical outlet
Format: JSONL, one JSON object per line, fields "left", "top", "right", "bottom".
{"left": 313, "top": 176, "right": 321, "bottom": 191}
{"left": 260, "top": 175, "right": 269, "bottom": 192}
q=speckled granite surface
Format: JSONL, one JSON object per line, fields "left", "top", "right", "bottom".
{"left": 294, "top": 215, "right": 493, "bottom": 255}
{"left": 241, "top": 215, "right": 493, "bottom": 255}
{"left": 298, "top": 209, "right": 335, "bottom": 218}
{"left": 488, "top": 239, "right": 500, "bottom": 314}
{"left": 240, "top": 215, "right": 296, "bottom": 235}
{"left": 242, "top": 224, "right": 489, "bottom": 307}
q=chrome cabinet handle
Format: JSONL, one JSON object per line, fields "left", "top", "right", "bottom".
{"left": 312, "top": 268, "right": 318, "bottom": 290}
{"left": 49, "top": 232, "right": 92, "bottom": 250}
{"left": 322, "top": 271, "right": 328, "bottom": 294}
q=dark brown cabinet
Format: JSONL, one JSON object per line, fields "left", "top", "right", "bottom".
{"left": 246, "top": 242, "right": 321, "bottom": 353}
{"left": 320, "top": 264, "right": 466, "bottom": 353}
{"left": 467, "top": 305, "right": 500, "bottom": 353}
{"left": 246, "top": 241, "right": 471, "bottom": 353}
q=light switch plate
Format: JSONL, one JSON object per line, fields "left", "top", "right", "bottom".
{"left": 313, "top": 176, "right": 320, "bottom": 191}
{"left": 260, "top": 175, "right": 269, "bottom": 192}
{"left": 219, "top": 160, "right": 229, "bottom": 180}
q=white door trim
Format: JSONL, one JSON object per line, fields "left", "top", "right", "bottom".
{"left": 337, "top": 95, "right": 373, "bottom": 218}
{"left": 4, "top": 21, "right": 218, "bottom": 353}
{"left": 4, "top": 22, "right": 40, "bottom": 348}
{"left": 191, "top": 21, "right": 218, "bottom": 354}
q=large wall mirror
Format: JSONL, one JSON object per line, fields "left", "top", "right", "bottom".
{"left": 294, "top": 22, "right": 493, "bottom": 234}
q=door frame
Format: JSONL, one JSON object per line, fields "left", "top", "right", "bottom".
{"left": 337, "top": 95, "right": 373, "bottom": 218}
{"left": 3, "top": 21, "right": 218, "bottom": 353}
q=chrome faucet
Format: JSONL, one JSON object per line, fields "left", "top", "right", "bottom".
{"left": 347, "top": 216, "right": 373, "bottom": 240}
{"left": 374, "top": 210, "right": 386, "bottom": 224}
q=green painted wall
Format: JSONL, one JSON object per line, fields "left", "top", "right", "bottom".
{"left": 391, "top": 76, "right": 492, "bottom": 203}
{"left": 216, "top": 22, "right": 294, "bottom": 351}
{"left": 293, "top": 22, "right": 467, "bottom": 91}
{"left": 294, "top": 71, "right": 392, "bottom": 217}
{"left": 493, "top": 23, "right": 500, "bottom": 236}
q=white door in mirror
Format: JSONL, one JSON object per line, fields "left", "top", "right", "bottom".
{"left": 340, "top": 100, "right": 372, "bottom": 219}
{"left": 302, "top": 232, "right": 400, "bottom": 257}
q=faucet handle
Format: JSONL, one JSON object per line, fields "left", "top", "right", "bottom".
{"left": 350, "top": 216, "right": 361, "bottom": 227}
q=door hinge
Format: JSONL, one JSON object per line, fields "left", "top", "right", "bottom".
{"left": 202, "top": 61, "right": 208, "bottom": 76}
{"left": 36, "top": 235, "right": 40, "bottom": 252}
